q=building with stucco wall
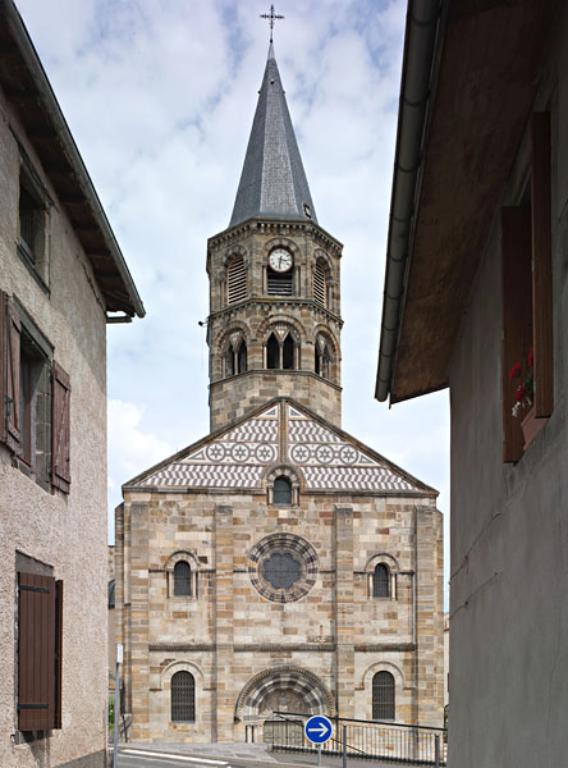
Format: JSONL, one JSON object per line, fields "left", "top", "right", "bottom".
{"left": 0, "top": 2, "right": 143, "bottom": 767}
{"left": 376, "top": 2, "right": 566, "bottom": 766}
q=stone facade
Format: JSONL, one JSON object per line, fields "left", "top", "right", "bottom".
{"left": 116, "top": 42, "right": 444, "bottom": 744}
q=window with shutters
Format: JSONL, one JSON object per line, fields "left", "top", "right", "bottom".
{"left": 372, "top": 564, "right": 390, "bottom": 598}
{"left": 17, "top": 570, "right": 63, "bottom": 733}
{"left": 313, "top": 257, "right": 330, "bottom": 308}
{"left": 372, "top": 671, "right": 395, "bottom": 720}
{"left": 501, "top": 112, "right": 553, "bottom": 461}
{"left": 171, "top": 671, "right": 195, "bottom": 722}
{"left": 0, "top": 294, "right": 63, "bottom": 491}
{"left": 226, "top": 255, "right": 247, "bottom": 305}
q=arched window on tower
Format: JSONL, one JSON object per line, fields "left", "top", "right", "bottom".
{"left": 372, "top": 671, "right": 395, "bottom": 720}
{"left": 373, "top": 564, "right": 390, "bottom": 598}
{"left": 171, "top": 671, "right": 195, "bottom": 722}
{"left": 315, "top": 334, "right": 334, "bottom": 380}
{"left": 313, "top": 257, "right": 331, "bottom": 309}
{"left": 265, "top": 330, "right": 299, "bottom": 370}
{"left": 226, "top": 255, "right": 247, "bottom": 305}
{"left": 237, "top": 340, "right": 247, "bottom": 374}
{"left": 282, "top": 334, "right": 295, "bottom": 369}
{"left": 273, "top": 475, "right": 292, "bottom": 505}
{"left": 223, "top": 334, "right": 248, "bottom": 378}
{"left": 267, "top": 248, "right": 295, "bottom": 296}
{"left": 174, "top": 561, "right": 192, "bottom": 597}
{"left": 267, "top": 333, "right": 280, "bottom": 369}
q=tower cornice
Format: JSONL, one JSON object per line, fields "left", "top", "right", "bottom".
{"left": 207, "top": 297, "right": 344, "bottom": 329}
{"left": 207, "top": 217, "right": 343, "bottom": 256}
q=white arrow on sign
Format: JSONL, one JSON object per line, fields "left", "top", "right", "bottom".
{"left": 307, "top": 723, "right": 330, "bottom": 739}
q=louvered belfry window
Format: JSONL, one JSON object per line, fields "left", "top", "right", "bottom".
{"left": 372, "top": 671, "right": 395, "bottom": 720}
{"left": 267, "top": 268, "right": 294, "bottom": 296}
{"left": 171, "top": 671, "right": 195, "bottom": 722}
{"left": 313, "top": 259, "right": 329, "bottom": 307}
{"left": 227, "top": 256, "right": 247, "bottom": 304}
{"left": 173, "top": 561, "right": 192, "bottom": 597}
{"left": 373, "top": 564, "right": 390, "bottom": 598}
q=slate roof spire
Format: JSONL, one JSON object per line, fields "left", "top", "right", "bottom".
{"left": 229, "top": 45, "right": 318, "bottom": 227}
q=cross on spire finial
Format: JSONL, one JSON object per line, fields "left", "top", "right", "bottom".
{"left": 260, "top": 4, "right": 284, "bottom": 44}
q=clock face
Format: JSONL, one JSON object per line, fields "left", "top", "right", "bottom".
{"left": 268, "top": 248, "right": 293, "bottom": 273}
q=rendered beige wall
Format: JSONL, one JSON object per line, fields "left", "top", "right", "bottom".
{"left": 0, "top": 84, "right": 108, "bottom": 768}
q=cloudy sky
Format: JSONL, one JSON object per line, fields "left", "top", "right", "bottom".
{"left": 16, "top": 0, "right": 450, "bottom": 603}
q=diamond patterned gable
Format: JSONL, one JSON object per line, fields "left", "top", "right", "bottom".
{"left": 133, "top": 400, "right": 427, "bottom": 494}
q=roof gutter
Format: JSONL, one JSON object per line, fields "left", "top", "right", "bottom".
{"left": 375, "top": 0, "right": 444, "bottom": 402}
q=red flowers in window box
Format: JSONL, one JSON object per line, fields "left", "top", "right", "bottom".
{"left": 511, "top": 348, "right": 534, "bottom": 418}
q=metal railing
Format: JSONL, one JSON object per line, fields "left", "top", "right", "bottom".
{"left": 265, "top": 712, "right": 447, "bottom": 766}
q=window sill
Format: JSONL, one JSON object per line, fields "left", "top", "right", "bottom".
{"left": 520, "top": 405, "right": 548, "bottom": 452}
{"left": 16, "top": 241, "right": 50, "bottom": 296}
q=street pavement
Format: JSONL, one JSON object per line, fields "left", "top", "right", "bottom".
{"left": 114, "top": 743, "right": 432, "bottom": 768}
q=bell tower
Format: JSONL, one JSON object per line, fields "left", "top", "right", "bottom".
{"left": 207, "top": 43, "right": 343, "bottom": 431}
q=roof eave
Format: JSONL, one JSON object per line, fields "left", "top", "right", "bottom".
{"left": 0, "top": 0, "right": 145, "bottom": 319}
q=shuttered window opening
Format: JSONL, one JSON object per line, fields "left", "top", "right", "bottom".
{"left": 17, "top": 572, "right": 63, "bottom": 732}
{"left": 267, "top": 269, "right": 294, "bottom": 296}
{"left": 227, "top": 257, "right": 247, "bottom": 304}
{"left": 171, "top": 671, "right": 195, "bottom": 722}
{"left": 313, "top": 260, "right": 329, "bottom": 308}
{"left": 51, "top": 362, "right": 71, "bottom": 493}
{"left": 373, "top": 564, "right": 390, "bottom": 598}
{"left": 372, "top": 671, "right": 395, "bottom": 720}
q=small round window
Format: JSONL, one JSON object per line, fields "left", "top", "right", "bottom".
{"left": 249, "top": 534, "right": 318, "bottom": 603}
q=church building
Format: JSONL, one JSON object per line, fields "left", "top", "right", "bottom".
{"left": 114, "top": 41, "right": 444, "bottom": 744}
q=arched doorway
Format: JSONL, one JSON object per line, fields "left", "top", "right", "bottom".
{"left": 235, "top": 666, "right": 334, "bottom": 743}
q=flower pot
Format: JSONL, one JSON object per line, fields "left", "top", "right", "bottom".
{"left": 521, "top": 405, "right": 547, "bottom": 450}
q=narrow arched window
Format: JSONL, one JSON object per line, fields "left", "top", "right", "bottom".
{"left": 313, "top": 258, "right": 330, "bottom": 308}
{"left": 282, "top": 334, "right": 295, "bottom": 370}
{"left": 237, "top": 340, "right": 247, "bottom": 374}
{"left": 174, "top": 561, "right": 192, "bottom": 597}
{"left": 315, "top": 334, "right": 334, "bottom": 380}
{"left": 108, "top": 580, "right": 116, "bottom": 610}
{"left": 372, "top": 671, "right": 395, "bottom": 720}
{"left": 227, "top": 255, "right": 247, "bottom": 304}
{"left": 273, "top": 476, "right": 292, "bottom": 505}
{"left": 171, "top": 671, "right": 195, "bottom": 722}
{"left": 225, "top": 345, "right": 235, "bottom": 377}
{"left": 267, "top": 334, "right": 280, "bottom": 369}
{"left": 373, "top": 564, "right": 390, "bottom": 598}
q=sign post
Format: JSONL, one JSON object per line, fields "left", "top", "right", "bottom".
{"left": 304, "top": 715, "right": 333, "bottom": 765}
{"left": 112, "top": 643, "right": 123, "bottom": 768}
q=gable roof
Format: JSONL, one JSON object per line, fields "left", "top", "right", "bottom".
{"left": 0, "top": 0, "right": 144, "bottom": 319}
{"left": 123, "top": 397, "right": 437, "bottom": 497}
{"left": 229, "top": 44, "right": 317, "bottom": 228}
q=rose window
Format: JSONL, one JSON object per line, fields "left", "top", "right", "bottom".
{"left": 249, "top": 534, "right": 318, "bottom": 602}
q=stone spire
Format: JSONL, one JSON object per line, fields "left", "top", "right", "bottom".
{"left": 229, "top": 46, "right": 317, "bottom": 228}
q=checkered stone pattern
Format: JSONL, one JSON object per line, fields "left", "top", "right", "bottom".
{"left": 143, "top": 405, "right": 279, "bottom": 488}
{"left": 287, "top": 406, "right": 419, "bottom": 492}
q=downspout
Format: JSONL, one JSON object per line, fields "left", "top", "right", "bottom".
{"left": 375, "top": 0, "right": 443, "bottom": 402}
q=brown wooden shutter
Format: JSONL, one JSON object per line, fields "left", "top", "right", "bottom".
{"left": 1, "top": 295, "right": 22, "bottom": 454}
{"left": 18, "top": 573, "right": 56, "bottom": 731}
{"left": 531, "top": 112, "right": 554, "bottom": 417}
{"left": 501, "top": 206, "right": 533, "bottom": 462}
{"left": 51, "top": 362, "right": 70, "bottom": 492}
{"left": 53, "top": 580, "right": 63, "bottom": 729}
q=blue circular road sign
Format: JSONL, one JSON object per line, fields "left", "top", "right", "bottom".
{"left": 304, "top": 715, "right": 333, "bottom": 745}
